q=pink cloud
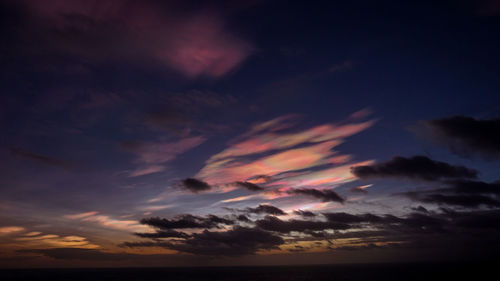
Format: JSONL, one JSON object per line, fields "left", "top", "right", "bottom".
{"left": 128, "top": 165, "right": 166, "bottom": 177}
{"left": 196, "top": 114, "right": 376, "bottom": 192}
{"left": 156, "top": 14, "right": 253, "bottom": 78}
{"left": 16, "top": 0, "right": 253, "bottom": 78}
{"left": 208, "top": 120, "right": 374, "bottom": 162}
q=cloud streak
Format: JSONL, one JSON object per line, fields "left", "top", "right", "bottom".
{"left": 352, "top": 155, "right": 478, "bottom": 181}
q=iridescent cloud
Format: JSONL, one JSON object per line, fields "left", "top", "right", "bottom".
{"left": 196, "top": 115, "right": 375, "bottom": 194}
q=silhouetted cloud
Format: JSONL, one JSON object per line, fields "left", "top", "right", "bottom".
{"left": 235, "top": 181, "right": 264, "bottom": 191}
{"left": 255, "top": 216, "right": 351, "bottom": 233}
{"left": 421, "top": 116, "right": 500, "bottom": 159}
{"left": 407, "top": 193, "right": 500, "bottom": 208}
{"left": 293, "top": 210, "right": 317, "bottom": 217}
{"left": 140, "top": 214, "right": 233, "bottom": 230}
{"left": 290, "top": 188, "right": 344, "bottom": 203}
{"left": 166, "top": 227, "right": 284, "bottom": 256}
{"left": 134, "top": 230, "right": 189, "bottom": 239}
{"left": 446, "top": 179, "right": 500, "bottom": 195}
{"left": 398, "top": 179, "right": 500, "bottom": 208}
{"left": 126, "top": 227, "right": 284, "bottom": 256}
{"left": 236, "top": 215, "right": 250, "bottom": 222}
{"left": 352, "top": 155, "right": 477, "bottom": 181}
{"left": 180, "top": 178, "right": 212, "bottom": 193}
{"left": 246, "top": 205, "right": 286, "bottom": 216}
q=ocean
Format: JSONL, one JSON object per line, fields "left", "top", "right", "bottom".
{"left": 1, "top": 262, "right": 492, "bottom": 281}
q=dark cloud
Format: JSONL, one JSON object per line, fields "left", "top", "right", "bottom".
{"left": 411, "top": 206, "right": 430, "bottom": 213}
{"left": 134, "top": 230, "right": 189, "bottom": 239}
{"left": 140, "top": 214, "right": 233, "bottom": 230}
{"left": 446, "top": 179, "right": 500, "bottom": 195}
{"left": 398, "top": 179, "right": 500, "bottom": 208}
{"left": 323, "top": 212, "right": 387, "bottom": 224}
{"left": 246, "top": 204, "right": 286, "bottom": 216}
{"left": 8, "top": 147, "right": 72, "bottom": 170}
{"left": 166, "top": 227, "right": 284, "bottom": 256}
{"left": 255, "top": 216, "right": 351, "bottom": 233}
{"left": 127, "top": 227, "right": 284, "bottom": 256}
{"left": 237, "top": 214, "right": 251, "bottom": 222}
{"left": 293, "top": 210, "right": 317, "bottom": 217}
{"left": 181, "top": 178, "right": 212, "bottom": 193}
{"left": 421, "top": 116, "right": 500, "bottom": 159}
{"left": 290, "top": 188, "right": 344, "bottom": 203}
{"left": 352, "top": 155, "right": 478, "bottom": 181}
{"left": 235, "top": 181, "right": 264, "bottom": 191}
{"left": 421, "top": 194, "right": 500, "bottom": 208}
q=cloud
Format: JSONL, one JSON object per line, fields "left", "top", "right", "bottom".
{"left": 20, "top": 248, "right": 130, "bottom": 261}
{"left": 14, "top": 234, "right": 99, "bottom": 249}
{"left": 196, "top": 115, "right": 375, "bottom": 190}
{"left": 180, "top": 178, "right": 212, "bottom": 193}
{"left": 128, "top": 227, "right": 284, "bottom": 256}
{"left": 235, "top": 181, "right": 264, "bottom": 191}
{"left": 145, "top": 90, "right": 238, "bottom": 135}
{"left": 134, "top": 230, "right": 190, "bottom": 239}
{"left": 446, "top": 179, "right": 500, "bottom": 195}
{"left": 293, "top": 210, "right": 317, "bottom": 217}
{"left": 121, "top": 137, "right": 205, "bottom": 177}
{"left": 140, "top": 214, "right": 234, "bottom": 230}
{"left": 418, "top": 116, "right": 500, "bottom": 159}
{"left": 128, "top": 165, "right": 166, "bottom": 177}
{"left": 290, "top": 188, "right": 344, "bottom": 203}
{"left": 0, "top": 226, "right": 25, "bottom": 235}
{"left": 63, "top": 211, "right": 99, "bottom": 220}
{"left": 403, "top": 192, "right": 500, "bottom": 208}
{"left": 64, "top": 211, "right": 145, "bottom": 231}
{"left": 397, "top": 179, "right": 500, "bottom": 208}
{"left": 246, "top": 205, "right": 287, "bottom": 216}
{"left": 352, "top": 155, "right": 478, "bottom": 181}
{"left": 350, "top": 184, "right": 371, "bottom": 193}
{"left": 9, "top": 148, "right": 72, "bottom": 170}
{"left": 13, "top": 0, "right": 253, "bottom": 78}
{"left": 164, "top": 227, "right": 284, "bottom": 256}
{"left": 121, "top": 137, "right": 205, "bottom": 165}
{"left": 255, "top": 216, "right": 351, "bottom": 233}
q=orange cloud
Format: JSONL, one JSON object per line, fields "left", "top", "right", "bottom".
{"left": 64, "top": 211, "right": 149, "bottom": 232}
{"left": 0, "top": 226, "right": 25, "bottom": 235}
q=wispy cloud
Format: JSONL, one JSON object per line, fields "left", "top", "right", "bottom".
{"left": 121, "top": 136, "right": 205, "bottom": 177}
{"left": 9, "top": 148, "right": 72, "bottom": 170}
{"left": 0, "top": 226, "right": 25, "bottom": 235}
{"left": 64, "top": 211, "right": 147, "bottom": 232}
{"left": 195, "top": 115, "right": 375, "bottom": 193}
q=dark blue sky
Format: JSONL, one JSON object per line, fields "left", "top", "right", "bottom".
{"left": 0, "top": 0, "right": 499, "bottom": 267}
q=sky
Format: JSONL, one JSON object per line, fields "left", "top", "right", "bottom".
{"left": 1, "top": 0, "right": 500, "bottom": 268}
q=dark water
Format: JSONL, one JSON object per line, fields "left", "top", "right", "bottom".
{"left": 1, "top": 263, "right": 494, "bottom": 281}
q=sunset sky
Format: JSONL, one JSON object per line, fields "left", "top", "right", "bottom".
{"left": 1, "top": 0, "right": 500, "bottom": 267}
